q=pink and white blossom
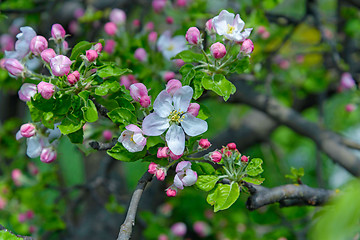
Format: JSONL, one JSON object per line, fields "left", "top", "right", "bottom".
{"left": 164, "top": 71, "right": 175, "bottom": 82}
{"left": 129, "top": 83, "right": 151, "bottom": 108}
{"left": 169, "top": 151, "right": 182, "bottom": 160}
{"left": 210, "top": 42, "right": 226, "bottom": 59}
{"left": 118, "top": 124, "right": 147, "bottom": 152}
{"left": 20, "top": 123, "right": 36, "bottom": 138}
{"left": 41, "top": 48, "right": 56, "bottom": 63}
{"left": 86, "top": 49, "right": 98, "bottom": 62}
{"left": 109, "top": 8, "right": 126, "bottom": 25}
{"left": 187, "top": 103, "right": 200, "bottom": 117}
{"left": 156, "top": 168, "right": 166, "bottom": 181}
{"left": 240, "top": 39, "right": 254, "bottom": 56}
{"left": 193, "top": 221, "right": 210, "bottom": 237}
{"left": 210, "top": 151, "right": 222, "bottom": 163}
{"left": 166, "top": 79, "right": 182, "bottom": 95}
{"left": 340, "top": 72, "right": 355, "bottom": 90}
{"left": 94, "top": 43, "right": 102, "bottom": 53}
{"left": 148, "top": 162, "right": 159, "bottom": 174}
{"left": 185, "top": 27, "right": 201, "bottom": 45}
{"left": 120, "top": 74, "right": 138, "bottom": 89}
{"left": 157, "top": 146, "right": 170, "bottom": 158}
{"left": 18, "top": 83, "right": 37, "bottom": 102}
{"left": 51, "top": 24, "right": 66, "bottom": 41}
{"left": 152, "top": 0, "right": 167, "bottom": 13}
{"left": 157, "top": 31, "right": 187, "bottom": 60}
{"left": 134, "top": 48, "right": 147, "bottom": 62}
{"left": 173, "top": 161, "right": 197, "bottom": 189}
{"left": 37, "top": 81, "right": 55, "bottom": 99}
{"left": 40, "top": 147, "right": 57, "bottom": 163}
{"left": 12, "top": 169, "right": 23, "bottom": 186}
{"left": 166, "top": 187, "right": 177, "bottom": 197}
{"left": 104, "top": 22, "right": 117, "bottom": 36}
{"left": 148, "top": 31, "right": 158, "bottom": 43}
{"left": 142, "top": 86, "right": 208, "bottom": 155}
{"left": 171, "top": 222, "right": 187, "bottom": 237}
{"left": 50, "top": 55, "right": 72, "bottom": 76}
{"left": 4, "top": 58, "right": 25, "bottom": 77}
{"left": 30, "top": 36, "right": 48, "bottom": 56}
{"left": 5, "top": 26, "right": 36, "bottom": 60}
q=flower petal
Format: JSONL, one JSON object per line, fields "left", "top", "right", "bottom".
{"left": 181, "top": 113, "right": 208, "bottom": 136}
{"left": 133, "top": 132, "right": 147, "bottom": 146}
{"left": 182, "top": 169, "right": 198, "bottom": 186}
{"left": 173, "top": 86, "right": 193, "bottom": 112}
{"left": 233, "top": 14, "right": 245, "bottom": 32}
{"left": 122, "top": 137, "right": 145, "bottom": 152}
{"left": 173, "top": 173, "right": 184, "bottom": 190}
{"left": 125, "top": 124, "right": 142, "bottom": 133}
{"left": 154, "top": 90, "right": 173, "bottom": 118}
{"left": 175, "top": 161, "right": 191, "bottom": 173}
{"left": 142, "top": 112, "right": 169, "bottom": 136}
{"left": 26, "top": 136, "right": 42, "bottom": 158}
{"left": 166, "top": 124, "right": 185, "bottom": 155}
{"left": 213, "top": 10, "right": 234, "bottom": 35}
{"left": 118, "top": 130, "right": 132, "bottom": 143}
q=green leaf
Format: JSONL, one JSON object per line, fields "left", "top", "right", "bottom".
{"left": 31, "top": 93, "right": 55, "bottom": 112}
{"left": 207, "top": 182, "right": 240, "bottom": 212}
{"left": 27, "top": 101, "right": 42, "bottom": 122}
{"left": 229, "top": 57, "right": 250, "bottom": 74}
{"left": 107, "top": 142, "right": 146, "bottom": 162}
{"left": 246, "top": 158, "right": 264, "bottom": 176}
{"left": 201, "top": 74, "right": 236, "bottom": 101}
{"left": 107, "top": 107, "right": 137, "bottom": 125}
{"left": 242, "top": 176, "right": 265, "bottom": 185}
{"left": 97, "top": 65, "right": 131, "bottom": 78}
{"left": 67, "top": 128, "right": 84, "bottom": 144}
{"left": 197, "top": 104, "right": 211, "bottom": 120}
{"left": 115, "top": 97, "right": 135, "bottom": 111}
{"left": 42, "top": 112, "right": 55, "bottom": 129}
{"left": 81, "top": 99, "right": 98, "bottom": 122}
{"left": 146, "top": 136, "right": 163, "bottom": 148}
{"left": 53, "top": 94, "right": 72, "bottom": 115}
{"left": 0, "top": 230, "right": 23, "bottom": 240}
{"left": 78, "top": 90, "right": 91, "bottom": 101}
{"left": 179, "top": 64, "right": 196, "bottom": 85}
{"left": 196, "top": 175, "right": 220, "bottom": 191}
{"left": 191, "top": 162, "right": 215, "bottom": 175}
{"left": 173, "top": 50, "right": 205, "bottom": 63}
{"left": 95, "top": 79, "right": 121, "bottom": 96}
{"left": 70, "top": 41, "right": 93, "bottom": 61}
{"left": 192, "top": 71, "right": 205, "bottom": 99}
{"left": 58, "top": 114, "right": 85, "bottom": 135}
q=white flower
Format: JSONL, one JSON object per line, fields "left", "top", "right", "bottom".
{"left": 142, "top": 86, "right": 208, "bottom": 155}
{"left": 5, "top": 26, "right": 36, "bottom": 60}
{"left": 173, "top": 161, "right": 198, "bottom": 190}
{"left": 212, "top": 10, "right": 252, "bottom": 42}
{"left": 118, "top": 124, "right": 147, "bottom": 152}
{"left": 157, "top": 31, "right": 187, "bottom": 60}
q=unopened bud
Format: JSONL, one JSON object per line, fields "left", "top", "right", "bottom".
{"left": 104, "top": 22, "right": 117, "bottom": 36}
{"left": 30, "top": 36, "right": 48, "bottom": 56}
{"left": 166, "top": 79, "right": 182, "bottom": 95}
{"left": 40, "top": 147, "right": 57, "bottom": 163}
{"left": 37, "top": 81, "right": 55, "bottom": 99}
{"left": 227, "top": 142, "right": 236, "bottom": 150}
{"left": 50, "top": 55, "right": 72, "bottom": 76}
{"left": 157, "top": 147, "right": 170, "bottom": 158}
{"left": 166, "top": 188, "right": 177, "bottom": 197}
{"left": 185, "top": 27, "right": 201, "bottom": 45}
{"left": 18, "top": 83, "right": 37, "bottom": 102}
{"left": 241, "top": 155, "right": 248, "bottom": 162}
{"left": 41, "top": 48, "right": 56, "bottom": 63}
{"left": 109, "top": 8, "right": 126, "bottom": 25}
{"left": 51, "top": 24, "right": 66, "bottom": 41}
{"left": 94, "top": 43, "right": 102, "bottom": 53}
{"left": 4, "top": 58, "right": 25, "bottom": 77}
{"left": 134, "top": 48, "right": 147, "bottom": 62}
{"left": 199, "top": 139, "right": 211, "bottom": 149}
{"left": 210, "top": 42, "right": 226, "bottom": 59}
{"left": 187, "top": 103, "right": 200, "bottom": 117}
{"left": 148, "top": 31, "right": 158, "bottom": 43}
{"left": 156, "top": 168, "right": 166, "bottom": 181}
{"left": 164, "top": 71, "right": 175, "bottom": 82}
{"left": 240, "top": 39, "right": 254, "bottom": 56}
{"left": 86, "top": 49, "right": 98, "bottom": 62}
{"left": 210, "top": 151, "right": 222, "bottom": 163}
{"left": 20, "top": 123, "right": 36, "bottom": 138}
{"left": 148, "top": 162, "right": 158, "bottom": 174}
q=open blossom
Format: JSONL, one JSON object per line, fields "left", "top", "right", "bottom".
{"left": 173, "top": 161, "right": 197, "bottom": 189}
{"left": 118, "top": 124, "right": 147, "bottom": 152}
{"left": 18, "top": 83, "right": 37, "bottom": 102}
{"left": 340, "top": 72, "right": 355, "bottom": 90}
{"left": 212, "top": 10, "right": 252, "bottom": 42}
{"left": 50, "top": 55, "right": 72, "bottom": 76}
{"left": 37, "top": 81, "right": 55, "bottom": 99}
{"left": 109, "top": 8, "right": 126, "bottom": 25}
{"left": 5, "top": 26, "right": 36, "bottom": 60}
{"left": 157, "top": 31, "right": 187, "bottom": 60}
{"left": 142, "top": 86, "right": 207, "bottom": 155}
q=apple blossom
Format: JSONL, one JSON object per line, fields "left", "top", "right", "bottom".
{"left": 152, "top": 0, "right": 167, "bottom": 13}
{"left": 28, "top": 162, "right": 39, "bottom": 176}
{"left": 193, "top": 221, "right": 210, "bottom": 237}
{"left": 176, "top": 0, "right": 187, "bottom": 7}
{"left": 50, "top": 55, "right": 72, "bottom": 76}
{"left": 20, "top": 123, "right": 36, "bottom": 138}
{"left": 109, "top": 8, "right": 126, "bottom": 25}
{"left": 240, "top": 39, "right": 254, "bottom": 56}
{"left": 40, "top": 147, "right": 57, "bottom": 163}
{"left": 5, "top": 26, "right": 36, "bottom": 60}
{"left": 94, "top": 43, "right": 102, "bottom": 53}
{"left": 41, "top": 48, "right": 56, "bottom": 63}
{"left": 51, "top": 24, "right": 66, "bottom": 41}
{"left": 68, "top": 21, "right": 79, "bottom": 35}
{"left": 345, "top": 104, "right": 356, "bottom": 112}
{"left": 212, "top": 10, "right": 252, "bottom": 42}
{"left": 156, "top": 168, "right": 166, "bottom": 181}
{"left": 118, "top": 124, "right": 147, "bottom": 152}
{"left": 142, "top": 86, "right": 208, "bottom": 155}
{"left": 158, "top": 234, "right": 169, "bottom": 240}
{"left": 104, "top": 22, "right": 117, "bottom": 36}
{"left": 0, "top": 197, "right": 6, "bottom": 210}
{"left": 205, "top": 19, "right": 214, "bottom": 34}
{"left": 171, "top": 222, "right": 187, "bottom": 237}
{"left": 173, "top": 161, "right": 197, "bottom": 189}
{"left": 164, "top": 71, "right": 175, "bottom": 82}
{"left": 340, "top": 72, "right": 355, "bottom": 90}
{"left": 29, "top": 36, "right": 48, "bottom": 56}
{"left": 148, "top": 31, "right": 158, "bottom": 43}
{"left": 157, "top": 31, "right": 187, "bottom": 60}
{"left": 145, "top": 22, "right": 154, "bottom": 31}
{"left": 18, "top": 83, "right": 36, "bottom": 102}
{"left": 187, "top": 103, "right": 200, "bottom": 117}
{"left": 185, "top": 27, "right": 201, "bottom": 45}
{"left": 166, "top": 79, "right": 182, "bottom": 95}
{"left": 86, "top": 49, "right": 98, "bottom": 62}
{"left": 241, "top": 155, "right": 248, "bottom": 162}
{"left": 166, "top": 17, "right": 174, "bottom": 24}
{"left": 132, "top": 19, "right": 140, "bottom": 28}
{"left": 18, "top": 213, "right": 27, "bottom": 223}
{"left": 12, "top": 169, "right": 22, "bottom": 186}
{"left": 210, "top": 151, "right": 222, "bottom": 163}
{"left": 148, "top": 162, "right": 159, "bottom": 174}
{"left": 227, "top": 142, "right": 236, "bottom": 150}
{"left": 199, "top": 139, "right": 211, "bottom": 149}
{"left": 104, "top": 39, "right": 116, "bottom": 54}
{"left": 37, "top": 81, "right": 55, "bottom": 99}
{"left": 166, "top": 188, "right": 177, "bottom": 197}
{"left": 102, "top": 130, "right": 113, "bottom": 141}
{"left": 67, "top": 71, "right": 80, "bottom": 85}
{"left": 4, "top": 58, "right": 25, "bottom": 77}
{"left": 134, "top": 48, "right": 147, "bottom": 62}
{"left": 129, "top": 83, "right": 151, "bottom": 108}
{"left": 169, "top": 151, "right": 183, "bottom": 160}
{"left": 120, "top": 74, "right": 138, "bottom": 89}
{"left": 157, "top": 147, "right": 170, "bottom": 158}
{"left": 210, "top": 42, "right": 226, "bottom": 59}
{"left": 0, "top": 34, "right": 14, "bottom": 51}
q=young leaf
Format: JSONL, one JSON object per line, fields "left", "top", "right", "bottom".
{"left": 179, "top": 64, "right": 196, "bottom": 85}
{"left": 97, "top": 65, "right": 131, "bottom": 78}
{"left": 173, "top": 50, "right": 205, "bottom": 63}
{"left": 58, "top": 114, "right": 85, "bottom": 135}
{"left": 192, "top": 71, "right": 206, "bottom": 99}
{"left": 242, "top": 176, "right": 265, "bottom": 185}
{"left": 201, "top": 74, "right": 236, "bottom": 101}
{"left": 246, "top": 158, "right": 264, "bottom": 176}
{"left": 81, "top": 99, "right": 98, "bottom": 122}
{"left": 107, "top": 142, "right": 146, "bottom": 162}
{"left": 107, "top": 107, "right": 136, "bottom": 125}
{"left": 207, "top": 182, "right": 240, "bottom": 212}
{"left": 196, "top": 175, "right": 220, "bottom": 191}
{"left": 191, "top": 162, "right": 215, "bottom": 175}
{"left": 95, "top": 79, "right": 121, "bottom": 96}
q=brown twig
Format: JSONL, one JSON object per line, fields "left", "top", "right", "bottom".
{"left": 89, "top": 138, "right": 118, "bottom": 151}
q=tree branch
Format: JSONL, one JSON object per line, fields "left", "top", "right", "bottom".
{"left": 0, "top": 224, "right": 34, "bottom": 240}
{"left": 89, "top": 138, "right": 117, "bottom": 151}
{"left": 244, "top": 182, "right": 335, "bottom": 210}
{"left": 90, "top": 96, "right": 111, "bottom": 120}
{"left": 117, "top": 171, "right": 153, "bottom": 240}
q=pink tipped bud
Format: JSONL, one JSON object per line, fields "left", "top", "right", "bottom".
{"left": 257, "top": 26, "right": 266, "bottom": 34}
{"left": 37, "top": 81, "right": 55, "bottom": 99}
{"left": 199, "top": 139, "right": 211, "bottom": 149}
{"left": 40, "top": 147, "right": 57, "bottom": 163}
{"left": 166, "top": 79, "right": 182, "bottom": 95}
{"left": 109, "top": 8, "right": 126, "bottom": 25}
{"left": 166, "top": 188, "right": 177, "bottom": 197}
{"left": 171, "top": 222, "right": 187, "bottom": 237}
{"left": 170, "top": 151, "right": 183, "bottom": 160}
{"left": 51, "top": 24, "right": 66, "bottom": 40}
{"left": 12, "top": 169, "right": 22, "bottom": 186}
{"left": 157, "top": 147, "right": 170, "bottom": 158}
{"left": 210, "top": 151, "right": 222, "bottom": 163}
{"left": 67, "top": 73, "right": 78, "bottom": 85}
{"left": 4, "top": 58, "right": 24, "bottom": 77}
{"left": 187, "top": 103, "right": 200, "bottom": 117}
{"left": 73, "top": 70, "right": 80, "bottom": 80}
{"left": 20, "top": 123, "right": 36, "bottom": 138}
{"left": 86, "top": 49, "right": 98, "bottom": 62}
{"left": 227, "top": 142, "right": 236, "bottom": 150}
{"left": 104, "top": 39, "right": 116, "bottom": 54}
{"left": 241, "top": 155, "right": 248, "bottom": 162}
{"left": 120, "top": 74, "right": 138, "bottom": 89}
{"left": 148, "top": 162, "right": 159, "bottom": 174}
{"left": 94, "top": 43, "right": 103, "bottom": 53}
{"left": 134, "top": 48, "right": 147, "bottom": 62}
{"left": 30, "top": 36, "right": 48, "bottom": 56}
{"left": 102, "top": 130, "right": 113, "bottom": 141}
{"left": 205, "top": 19, "right": 214, "bottom": 34}
{"left": 18, "top": 213, "right": 27, "bottom": 223}
{"left": 345, "top": 104, "right": 356, "bottom": 112}
{"left": 132, "top": 19, "right": 141, "bottom": 28}
{"left": 152, "top": 0, "right": 167, "bottom": 13}
{"left": 18, "top": 83, "right": 37, "bottom": 102}
{"left": 156, "top": 168, "right": 166, "bottom": 181}
{"left": 225, "top": 151, "right": 232, "bottom": 157}
{"left": 174, "top": 59, "right": 185, "bottom": 68}
{"left": 41, "top": 48, "right": 56, "bottom": 63}
{"left": 340, "top": 72, "right": 355, "bottom": 90}
{"left": 145, "top": 22, "right": 154, "bottom": 31}
{"left": 139, "top": 95, "right": 151, "bottom": 108}
{"left": 26, "top": 210, "right": 34, "bottom": 220}
{"left": 176, "top": 0, "right": 187, "bottom": 7}
{"left": 185, "top": 27, "right": 201, "bottom": 45}
{"left": 104, "top": 22, "right": 117, "bottom": 36}
{"left": 130, "top": 83, "right": 149, "bottom": 101}
{"left": 240, "top": 39, "right": 254, "bottom": 55}
{"left": 62, "top": 41, "right": 69, "bottom": 51}
{"left": 166, "top": 17, "right": 174, "bottom": 24}
{"left": 210, "top": 42, "right": 226, "bottom": 59}
{"left": 50, "top": 55, "right": 72, "bottom": 76}
{"left": 164, "top": 71, "right": 175, "bottom": 82}
{"left": 148, "top": 31, "right": 158, "bottom": 43}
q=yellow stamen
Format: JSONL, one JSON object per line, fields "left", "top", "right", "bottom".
{"left": 227, "top": 24, "right": 235, "bottom": 34}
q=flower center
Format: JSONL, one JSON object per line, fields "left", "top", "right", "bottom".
{"left": 227, "top": 24, "right": 235, "bottom": 34}
{"left": 168, "top": 110, "right": 185, "bottom": 124}
{"left": 167, "top": 44, "right": 175, "bottom": 51}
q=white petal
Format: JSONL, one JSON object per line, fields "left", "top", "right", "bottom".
{"left": 182, "top": 169, "right": 198, "bottom": 186}
{"left": 126, "top": 124, "right": 142, "bottom": 133}
{"left": 173, "top": 173, "right": 184, "bottom": 190}
{"left": 181, "top": 113, "right": 208, "bottom": 136}
{"left": 16, "top": 130, "right": 23, "bottom": 140}
{"left": 142, "top": 113, "right": 169, "bottom": 136}
{"left": 213, "top": 10, "right": 234, "bottom": 35}
{"left": 26, "top": 136, "right": 42, "bottom": 158}
{"left": 233, "top": 14, "right": 245, "bottom": 32}
{"left": 154, "top": 90, "right": 173, "bottom": 118}
{"left": 118, "top": 130, "right": 132, "bottom": 143}
{"left": 133, "top": 132, "right": 146, "bottom": 146}
{"left": 166, "top": 124, "right": 185, "bottom": 155}
{"left": 173, "top": 86, "right": 193, "bottom": 112}
{"left": 122, "top": 137, "right": 144, "bottom": 152}
{"left": 175, "top": 161, "right": 191, "bottom": 173}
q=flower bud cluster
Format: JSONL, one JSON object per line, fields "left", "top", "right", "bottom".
{"left": 129, "top": 83, "right": 151, "bottom": 108}
{"left": 166, "top": 161, "right": 198, "bottom": 197}
{"left": 148, "top": 162, "right": 167, "bottom": 181}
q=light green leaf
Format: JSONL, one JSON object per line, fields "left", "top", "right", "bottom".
{"left": 191, "top": 162, "right": 215, "bottom": 175}
{"left": 0, "top": 230, "right": 23, "bottom": 240}
{"left": 107, "top": 142, "right": 146, "bottom": 162}
{"left": 95, "top": 79, "right": 121, "bottom": 96}
{"left": 246, "top": 158, "right": 264, "bottom": 176}
{"left": 173, "top": 50, "right": 205, "bottom": 63}
{"left": 81, "top": 99, "right": 98, "bottom": 122}
{"left": 201, "top": 74, "right": 236, "bottom": 101}
{"left": 196, "top": 175, "right": 220, "bottom": 191}
{"left": 58, "top": 114, "right": 85, "bottom": 135}
{"left": 207, "top": 182, "right": 240, "bottom": 212}
{"left": 242, "top": 176, "right": 265, "bottom": 185}
{"left": 192, "top": 71, "right": 206, "bottom": 99}
{"left": 97, "top": 65, "right": 131, "bottom": 78}
{"left": 70, "top": 41, "right": 93, "bottom": 61}
{"left": 107, "top": 107, "right": 136, "bottom": 125}
{"left": 115, "top": 97, "right": 135, "bottom": 112}
{"left": 179, "top": 64, "right": 195, "bottom": 85}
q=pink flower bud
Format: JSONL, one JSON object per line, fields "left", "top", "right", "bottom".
{"left": 174, "top": 59, "right": 185, "bottom": 68}
{"left": 51, "top": 24, "right": 66, "bottom": 40}
{"left": 241, "top": 155, "right": 248, "bottom": 162}
{"left": 50, "top": 55, "right": 72, "bottom": 76}
{"left": 67, "top": 73, "right": 77, "bottom": 85}
{"left": 166, "top": 17, "right": 174, "bottom": 24}
{"left": 132, "top": 19, "right": 141, "bottom": 28}
{"left": 279, "top": 60, "right": 290, "bottom": 69}
{"left": 227, "top": 142, "right": 236, "bottom": 150}
{"left": 110, "top": 8, "right": 126, "bottom": 25}
{"left": 152, "top": 0, "right": 167, "bottom": 13}
{"left": 40, "top": 147, "right": 57, "bottom": 163}
{"left": 157, "top": 147, "right": 170, "bottom": 158}
{"left": 345, "top": 104, "right": 356, "bottom": 112}
{"left": 187, "top": 103, "right": 200, "bottom": 117}
{"left": 145, "top": 22, "right": 154, "bottom": 31}
{"left": 94, "top": 43, "right": 102, "bottom": 53}
{"left": 185, "top": 27, "right": 201, "bottom": 45}
{"left": 166, "top": 188, "right": 177, "bottom": 197}
{"left": 175, "top": 0, "right": 187, "bottom": 7}
{"left": 210, "top": 42, "right": 226, "bottom": 59}
{"left": 12, "top": 169, "right": 22, "bottom": 186}
{"left": 102, "top": 130, "right": 113, "bottom": 141}
{"left": 261, "top": 31, "right": 270, "bottom": 39}
{"left": 257, "top": 26, "right": 266, "bottom": 34}
{"left": 37, "top": 81, "right": 55, "bottom": 99}
{"left": 134, "top": 48, "right": 147, "bottom": 62}
{"left": 104, "top": 39, "right": 116, "bottom": 54}
{"left": 156, "top": 168, "right": 166, "bottom": 181}
{"left": 158, "top": 234, "right": 169, "bottom": 240}
{"left": 41, "top": 48, "right": 56, "bottom": 63}
{"left": 86, "top": 49, "right": 98, "bottom": 62}
{"left": 0, "top": 59, "right": 6, "bottom": 69}
{"left": 148, "top": 162, "right": 158, "bottom": 174}
{"left": 18, "top": 213, "right": 27, "bottom": 223}
{"left": 199, "top": 139, "right": 211, "bottom": 149}
{"left": 164, "top": 71, "right": 175, "bottom": 82}
{"left": 104, "top": 22, "right": 117, "bottom": 36}
{"left": 130, "top": 83, "right": 149, "bottom": 101}
{"left": 205, "top": 19, "right": 214, "bottom": 33}
{"left": 140, "top": 95, "right": 151, "bottom": 108}
{"left": 18, "top": 83, "right": 37, "bottom": 102}
{"left": 68, "top": 21, "right": 79, "bottom": 35}
{"left": 210, "top": 151, "right": 222, "bottom": 163}
{"left": 4, "top": 58, "right": 24, "bottom": 77}
{"left": 340, "top": 72, "right": 355, "bottom": 90}
{"left": 225, "top": 150, "right": 232, "bottom": 157}
{"left": 171, "top": 222, "right": 187, "bottom": 237}
{"left": 120, "top": 75, "right": 138, "bottom": 89}
{"left": 74, "top": 8, "right": 85, "bottom": 19}
{"left": 193, "top": 221, "right": 210, "bottom": 237}
{"left": 240, "top": 39, "right": 254, "bottom": 55}
{"left": 26, "top": 210, "right": 34, "bottom": 220}
{"left": 20, "top": 123, "right": 36, "bottom": 138}
{"left": 27, "top": 162, "right": 39, "bottom": 176}
{"left": 170, "top": 151, "right": 183, "bottom": 160}
{"left": 148, "top": 31, "right": 158, "bottom": 43}
{"left": 30, "top": 36, "right": 48, "bottom": 56}
{"left": 166, "top": 79, "right": 182, "bottom": 95}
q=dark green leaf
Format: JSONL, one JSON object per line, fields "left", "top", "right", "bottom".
{"left": 67, "top": 128, "right": 84, "bottom": 144}
{"left": 107, "top": 107, "right": 137, "bottom": 125}
{"left": 115, "top": 97, "right": 135, "bottom": 112}
{"left": 53, "top": 94, "right": 72, "bottom": 115}
{"left": 107, "top": 142, "right": 146, "bottom": 162}
{"left": 31, "top": 93, "right": 55, "bottom": 112}
{"left": 179, "top": 64, "right": 196, "bottom": 85}
{"left": 70, "top": 41, "right": 93, "bottom": 61}
{"left": 58, "top": 114, "right": 85, "bottom": 135}
{"left": 191, "top": 162, "right": 215, "bottom": 175}
{"left": 95, "top": 79, "right": 121, "bottom": 96}
{"left": 173, "top": 50, "right": 205, "bottom": 62}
